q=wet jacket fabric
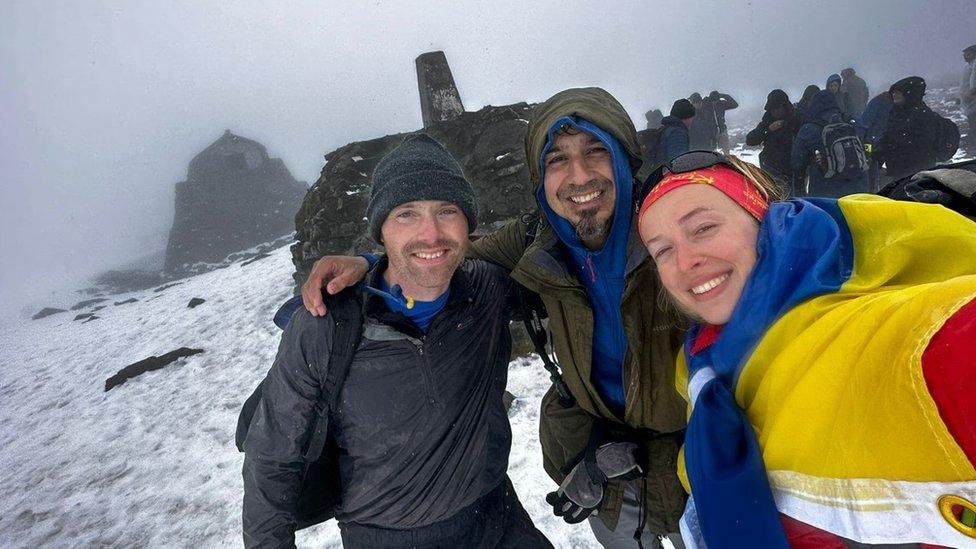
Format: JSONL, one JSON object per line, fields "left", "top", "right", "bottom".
{"left": 654, "top": 115, "right": 690, "bottom": 167}
{"left": 688, "top": 100, "right": 720, "bottom": 150}
{"left": 746, "top": 104, "right": 802, "bottom": 184}
{"left": 841, "top": 73, "right": 869, "bottom": 118}
{"left": 856, "top": 92, "right": 892, "bottom": 146}
{"left": 878, "top": 79, "right": 941, "bottom": 180}
{"left": 791, "top": 90, "right": 868, "bottom": 196}
{"left": 242, "top": 259, "right": 516, "bottom": 546}
{"left": 710, "top": 93, "right": 739, "bottom": 133}
{"left": 470, "top": 87, "right": 688, "bottom": 534}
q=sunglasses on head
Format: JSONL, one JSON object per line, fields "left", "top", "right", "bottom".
{"left": 665, "top": 150, "right": 734, "bottom": 175}
{"left": 638, "top": 150, "right": 736, "bottom": 202}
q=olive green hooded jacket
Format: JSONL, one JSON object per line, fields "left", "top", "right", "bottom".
{"left": 470, "top": 88, "right": 688, "bottom": 534}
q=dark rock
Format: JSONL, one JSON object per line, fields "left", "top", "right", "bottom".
{"left": 503, "top": 390, "right": 516, "bottom": 413}
{"left": 187, "top": 297, "right": 206, "bottom": 308}
{"left": 73, "top": 313, "right": 95, "bottom": 321}
{"left": 32, "top": 308, "right": 66, "bottom": 320}
{"left": 153, "top": 282, "right": 183, "bottom": 293}
{"left": 104, "top": 348, "right": 205, "bottom": 391}
{"left": 92, "top": 305, "right": 106, "bottom": 312}
{"left": 71, "top": 298, "right": 108, "bottom": 311}
{"left": 240, "top": 253, "right": 270, "bottom": 267}
{"left": 292, "top": 54, "right": 538, "bottom": 288}
{"left": 82, "top": 315, "right": 100, "bottom": 323}
{"left": 114, "top": 298, "right": 138, "bottom": 306}
{"left": 92, "top": 269, "right": 165, "bottom": 294}
{"left": 164, "top": 131, "right": 308, "bottom": 274}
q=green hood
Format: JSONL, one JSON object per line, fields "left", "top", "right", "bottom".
{"left": 525, "top": 87, "right": 642, "bottom": 186}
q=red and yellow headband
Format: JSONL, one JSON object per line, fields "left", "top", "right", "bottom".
{"left": 638, "top": 165, "right": 769, "bottom": 225}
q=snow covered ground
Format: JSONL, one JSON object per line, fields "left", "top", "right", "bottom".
{"left": 0, "top": 243, "right": 610, "bottom": 548}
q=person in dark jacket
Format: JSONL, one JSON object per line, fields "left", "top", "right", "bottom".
{"left": 791, "top": 90, "right": 869, "bottom": 197}
{"left": 654, "top": 98, "right": 695, "bottom": 168}
{"left": 241, "top": 134, "right": 552, "bottom": 549}
{"left": 688, "top": 92, "right": 720, "bottom": 150}
{"left": 745, "top": 89, "right": 802, "bottom": 189}
{"left": 877, "top": 76, "right": 942, "bottom": 180}
{"left": 841, "top": 67, "right": 870, "bottom": 118}
{"left": 826, "top": 73, "right": 852, "bottom": 119}
{"left": 644, "top": 108, "right": 664, "bottom": 130}
{"left": 709, "top": 90, "right": 739, "bottom": 154}
{"left": 856, "top": 91, "right": 893, "bottom": 191}
{"left": 795, "top": 84, "right": 821, "bottom": 124}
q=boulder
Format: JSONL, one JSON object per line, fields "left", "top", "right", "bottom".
{"left": 32, "top": 307, "right": 66, "bottom": 320}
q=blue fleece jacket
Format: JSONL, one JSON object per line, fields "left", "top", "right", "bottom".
{"left": 536, "top": 116, "right": 633, "bottom": 416}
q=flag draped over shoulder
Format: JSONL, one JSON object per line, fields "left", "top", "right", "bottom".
{"left": 676, "top": 195, "right": 976, "bottom": 548}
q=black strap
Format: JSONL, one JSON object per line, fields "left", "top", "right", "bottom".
{"left": 516, "top": 213, "right": 575, "bottom": 408}
{"left": 303, "top": 289, "right": 363, "bottom": 462}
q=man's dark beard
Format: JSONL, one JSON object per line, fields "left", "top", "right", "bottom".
{"left": 574, "top": 208, "right": 610, "bottom": 240}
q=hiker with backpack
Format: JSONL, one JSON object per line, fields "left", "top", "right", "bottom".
{"left": 650, "top": 98, "right": 695, "bottom": 170}
{"left": 745, "top": 89, "right": 802, "bottom": 189}
{"left": 301, "top": 87, "right": 690, "bottom": 549}
{"left": 791, "top": 89, "right": 869, "bottom": 197}
{"left": 877, "top": 76, "right": 960, "bottom": 180}
{"left": 240, "top": 134, "right": 552, "bottom": 548}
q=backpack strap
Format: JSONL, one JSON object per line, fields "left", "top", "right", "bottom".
{"left": 515, "top": 213, "right": 576, "bottom": 408}
{"left": 303, "top": 289, "right": 363, "bottom": 462}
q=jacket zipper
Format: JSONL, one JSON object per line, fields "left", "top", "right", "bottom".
{"left": 413, "top": 336, "right": 437, "bottom": 407}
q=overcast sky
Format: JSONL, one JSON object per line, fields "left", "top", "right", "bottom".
{"left": 2, "top": 0, "right": 974, "bottom": 314}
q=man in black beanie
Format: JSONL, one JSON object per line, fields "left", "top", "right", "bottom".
{"left": 243, "top": 134, "right": 552, "bottom": 548}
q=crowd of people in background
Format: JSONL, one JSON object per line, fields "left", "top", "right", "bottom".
{"left": 639, "top": 45, "right": 975, "bottom": 200}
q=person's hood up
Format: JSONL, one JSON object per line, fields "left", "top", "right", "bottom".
{"left": 797, "top": 85, "right": 820, "bottom": 110}
{"left": 764, "top": 89, "right": 791, "bottom": 111}
{"left": 807, "top": 90, "right": 842, "bottom": 122}
{"left": 535, "top": 116, "right": 634, "bottom": 259}
{"left": 826, "top": 73, "right": 842, "bottom": 88}
{"left": 660, "top": 115, "right": 687, "bottom": 128}
{"left": 525, "top": 87, "right": 640, "bottom": 188}
{"left": 964, "top": 43, "right": 976, "bottom": 55}
{"left": 689, "top": 92, "right": 703, "bottom": 103}
{"left": 889, "top": 76, "right": 926, "bottom": 106}
{"left": 841, "top": 68, "right": 855, "bottom": 79}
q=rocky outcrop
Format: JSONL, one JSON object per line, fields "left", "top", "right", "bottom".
{"left": 165, "top": 131, "right": 308, "bottom": 274}
{"left": 291, "top": 51, "right": 539, "bottom": 287}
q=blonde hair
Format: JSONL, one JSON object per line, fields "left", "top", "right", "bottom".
{"left": 726, "top": 155, "right": 789, "bottom": 203}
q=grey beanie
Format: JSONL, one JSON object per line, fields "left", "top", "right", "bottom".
{"left": 366, "top": 133, "right": 478, "bottom": 243}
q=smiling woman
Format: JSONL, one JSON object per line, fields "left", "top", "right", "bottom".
{"left": 637, "top": 152, "right": 976, "bottom": 548}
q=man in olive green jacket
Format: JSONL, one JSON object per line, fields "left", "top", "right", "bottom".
{"left": 302, "top": 88, "right": 688, "bottom": 548}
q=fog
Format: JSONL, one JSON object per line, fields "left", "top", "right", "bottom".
{"left": 2, "top": 0, "right": 973, "bottom": 315}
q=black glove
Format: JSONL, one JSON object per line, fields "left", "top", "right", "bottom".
{"left": 546, "top": 441, "right": 643, "bottom": 523}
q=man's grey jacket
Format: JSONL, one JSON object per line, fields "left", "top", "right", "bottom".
{"left": 242, "top": 259, "right": 515, "bottom": 547}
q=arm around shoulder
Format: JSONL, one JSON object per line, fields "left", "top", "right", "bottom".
{"left": 468, "top": 216, "right": 531, "bottom": 272}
